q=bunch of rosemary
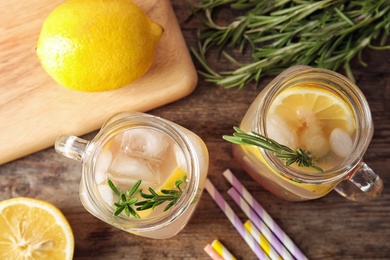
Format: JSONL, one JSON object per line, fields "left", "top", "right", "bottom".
{"left": 191, "top": 0, "right": 390, "bottom": 88}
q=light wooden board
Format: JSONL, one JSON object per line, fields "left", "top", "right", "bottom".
{"left": 0, "top": 0, "right": 198, "bottom": 165}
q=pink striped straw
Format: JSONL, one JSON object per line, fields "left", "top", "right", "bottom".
{"left": 228, "top": 187, "right": 292, "bottom": 260}
{"left": 204, "top": 244, "right": 224, "bottom": 260}
{"left": 223, "top": 169, "right": 308, "bottom": 260}
{"left": 205, "top": 179, "right": 271, "bottom": 260}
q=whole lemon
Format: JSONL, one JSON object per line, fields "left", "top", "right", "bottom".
{"left": 36, "top": 0, "right": 163, "bottom": 92}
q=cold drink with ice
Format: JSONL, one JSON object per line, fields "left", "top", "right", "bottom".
{"left": 231, "top": 66, "right": 383, "bottom": 201}
{"left": 55, "top": 112, "right": 209, "bottom": 238}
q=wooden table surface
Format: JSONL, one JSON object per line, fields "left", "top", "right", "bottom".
{"left": 1, "top": 1, "right": 389, "bottom": 259}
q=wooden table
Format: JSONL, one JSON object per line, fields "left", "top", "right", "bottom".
{"left": 1, "top": 1, "right": 389, "bottom": 259}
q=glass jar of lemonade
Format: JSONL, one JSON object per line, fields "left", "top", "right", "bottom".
{"left": 55, "top": 112, "right": 209, "bottom": 238}
{"left": 232, "top": 65, "right": 383, "bottom": 202}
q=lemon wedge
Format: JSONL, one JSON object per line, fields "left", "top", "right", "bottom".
{"left": 0, "top": 197, "right": 74, "bottom": 260}
{"left": 157, "top": 167, "right": 187, "bottom": 193}
{"left": 137, "top": 167, "right": 187, "bottom": 218}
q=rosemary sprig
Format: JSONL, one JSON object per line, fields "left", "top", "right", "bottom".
{"left": 223, "top": 127, "right": 323, "bottom": 172}
{"left": 135, "top": 179, "right": 184, "bottom": 212}
{"left": 108, "top": 179, "right": 141, "bottom": 218}
{"left": 107, "top": 178, "right": 185, "bottom": 218}
{"left": 191, "top": 0, "right": 390, "bottom": 88}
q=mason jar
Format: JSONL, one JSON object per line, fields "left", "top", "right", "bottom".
{"left": 55, "top": 111, "right": 209, "bottom": 238}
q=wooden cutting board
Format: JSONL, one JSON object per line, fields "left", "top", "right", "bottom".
{"left": 0, "top": 0, "right": 197, "bottom": 165}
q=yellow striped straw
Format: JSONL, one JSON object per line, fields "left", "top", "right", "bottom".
{"left": 244, "top": 220, "right": 283, "bottom": 260}
{"left": 211, "top": 240, "right": 237, "bottom": 260}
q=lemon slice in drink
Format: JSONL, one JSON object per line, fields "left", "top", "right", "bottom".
{"left": 0, "top": 197, "right": 74, "bottom": 260}
{"left": 268, "top": 84, "right": 355, "bottom": 159}
{"left": 137, "top": 167, "right": 187, "bottom": 218}
{"left": 270, "top": 84, "right": 355, "bottom": 136}
{"left": 156, "top": 167, "right": 187, "bottom": 193}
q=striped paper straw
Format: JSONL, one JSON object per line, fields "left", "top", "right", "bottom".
{"left": 205, "top": 179, "right": 271, "bottom": 260}
{"left": 204, "top": 244, "right": 224, "bottom": 260}
{"left": 244, "top": 220, "right": 282, "bottom": 260}
{"left": 211, "top": 239, "right": 237, "bottom": 260}
{"left": 228, "top": 187, "right": 293, "bottom": 260}
{"left": 223, "top": 169, "right": 308, "bottom": 260}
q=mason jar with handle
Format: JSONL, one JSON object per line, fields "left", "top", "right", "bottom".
{"left": 55, "top": 111, "right": 209, "bottom": 238}
{"left": 230, "top": 65, "right": 383, "bottom": 202}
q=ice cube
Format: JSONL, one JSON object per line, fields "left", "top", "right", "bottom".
{"left": 330, "top": 128, "right": 353, "bottom": 158}
{"left": 97, "top": 183, "right": 114, "bottom": 206}
{"left": 108, "top": 152, "right": 160, "bottom": 185}
{"left": 95, "top": 149, "right": 112, "bottom": 185}
{"left": 267, "top": 114, "right": 298, "bottom": 150}
{"left": 121, "top": 128, "right": 170, "bottom": 161}
{"left": 301, "top": 123, "right": 330, "bottom": 158}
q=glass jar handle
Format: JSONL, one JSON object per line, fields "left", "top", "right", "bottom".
{"left": 55, "top": 135, "right": 89, "bottom": 162}
{"left": 334, "top": 162, "right": 383, "bottom": 201}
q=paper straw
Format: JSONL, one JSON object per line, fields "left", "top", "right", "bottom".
{"left": 228, "top": 187, "right": 293, "bottom": 260}
{"left": 204, "top": 244, "right": 224, "bottom": 260}
{"left": 211, "top": 239, "right": 237, "bottom": 260}
{"left": 223, "top": 169, "right": 308, "bottom": 260}
{"left": 205, "top": 179, "right": 270, "bottom": 260}
{"left": 244, "top": 220, "right": 282, "bottom": 260}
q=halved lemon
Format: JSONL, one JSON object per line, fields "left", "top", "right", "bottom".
{"left": 0, "top": 197, "right": 74, "bottom": 260}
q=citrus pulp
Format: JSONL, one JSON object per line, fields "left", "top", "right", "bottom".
{"left": 0, "top": 197, "right": 74, "bottom": 260}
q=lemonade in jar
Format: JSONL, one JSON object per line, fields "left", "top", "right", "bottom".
{"left": 55, "top": 112, "right": 209, "bottom": 238}
{"left": 225, "top": 66, "right": 383, "bottom": 202}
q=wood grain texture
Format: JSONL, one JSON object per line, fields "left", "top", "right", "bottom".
{"left": 0, "top": 1, "right": 389, "bottom": 259}
{"left": 0, "top": 0, "right": 197, "bottom": 164}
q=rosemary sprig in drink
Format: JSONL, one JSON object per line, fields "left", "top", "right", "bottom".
{"left": 107, "top": 178, "right": 185, "bottom": 218}
{"left": 135, "top": 179, "right": 184, "bottom": 212}
{"left": 108, "top": 179, "right": 141, "bottom": 218}
{"left": 191, "top": 0, "right": 390, "bottom": 89}
{"left": 223, "top": 127, "right": 323, "bottom": 172}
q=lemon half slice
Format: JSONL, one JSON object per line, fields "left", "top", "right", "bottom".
{"left": 270, "top": 85, "right": 355, "bottom": 136}
{"left": 0, "top": 197, "right": 74, "bottom": 260}
{"left": 268, "top": 84, "right": 356, "bottom": 158}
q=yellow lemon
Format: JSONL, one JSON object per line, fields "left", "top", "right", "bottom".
{"left": 0, "top": 197, "right": 74, "bottom": 260}
{"left": 36, "top": 0, "right": 163, "bottom": 92}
